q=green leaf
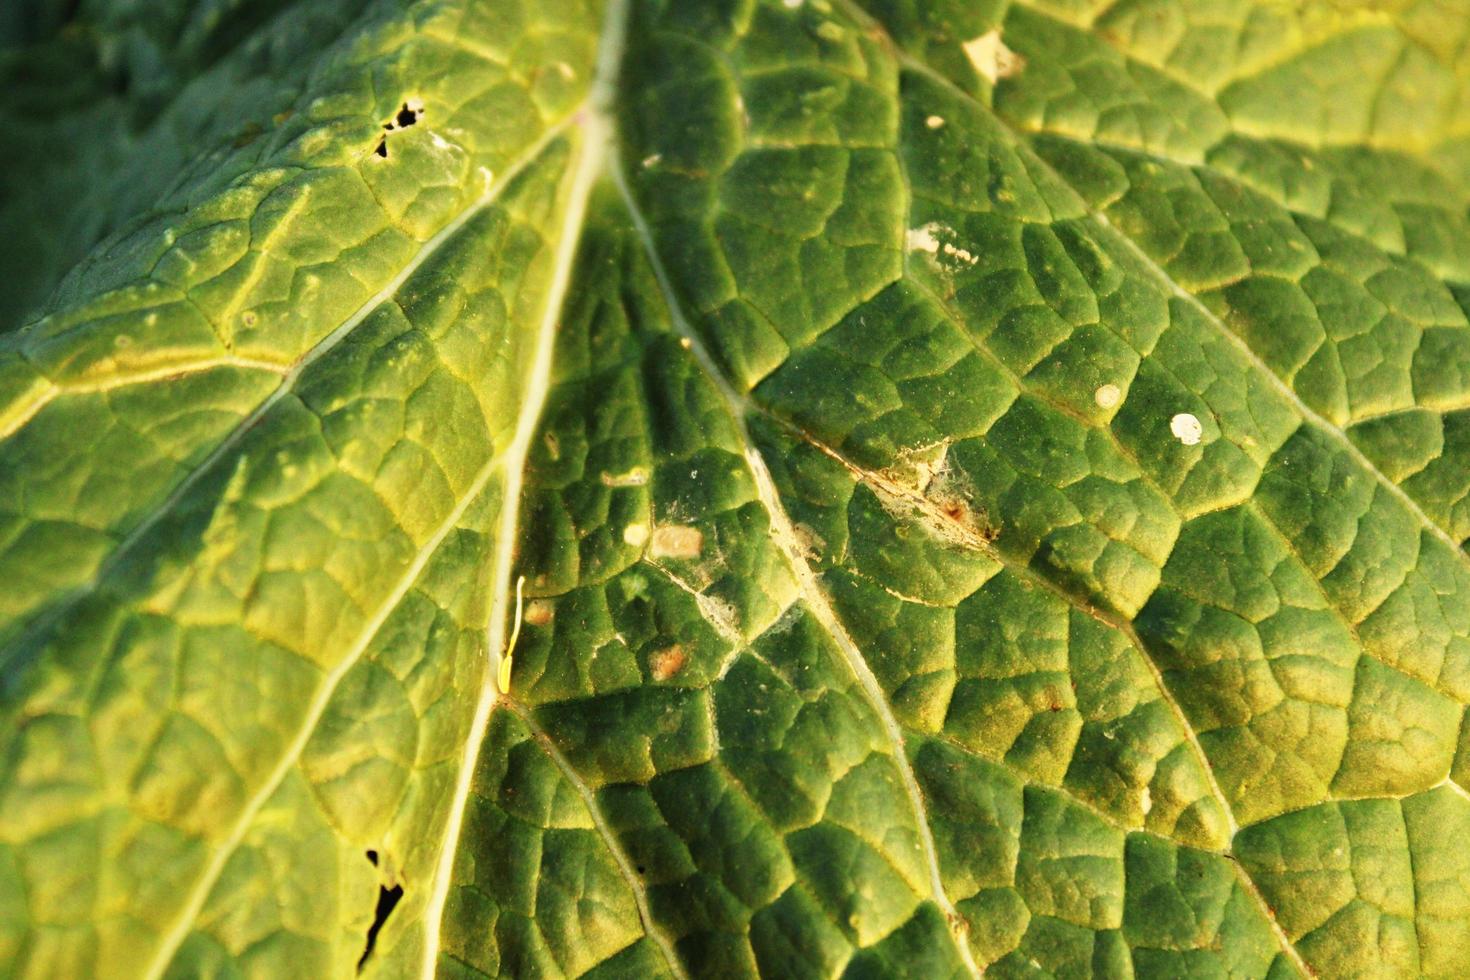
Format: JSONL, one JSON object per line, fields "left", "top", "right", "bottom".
{"left": 4, "top": 0, "right": 1470, "bottom": 976}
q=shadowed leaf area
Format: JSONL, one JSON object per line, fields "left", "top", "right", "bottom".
{"left": 4, "top": 0, "right": 1470, "bottom": 977}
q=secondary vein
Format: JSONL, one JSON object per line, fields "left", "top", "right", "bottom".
{"left": 0, "top": 116, "right": 576, "bottom": 677}
{"left": 612, "top": 154, "right": 985, "bottom": 980}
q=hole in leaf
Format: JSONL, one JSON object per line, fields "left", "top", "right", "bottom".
{"left": 636, "top": 865, "right": 646, "bottom": 875}
{"left": 357, "top": 879, "right": 403, "bottom": 971}
{"left": 395, "top": 103, "right": 421, "bottom": 128}
{"left": 365, "top": 849, "right": 379, "bottom": 866}
{"left": 373, "top": 102, "right": 422, "bottom": 159}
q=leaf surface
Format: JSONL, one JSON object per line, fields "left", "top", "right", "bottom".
{"left": 4, "top": 0, "right": 1470, "bottom": 977}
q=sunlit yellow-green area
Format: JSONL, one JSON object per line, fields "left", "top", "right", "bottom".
{"left": 4, "top": 0, "right": 1470, "bottom": 976}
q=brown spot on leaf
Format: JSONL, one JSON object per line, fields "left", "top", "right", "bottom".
{"left": 650, "top": 646, "right": 688, "bottom": 681}
{"left": 524, "top": 600, "right": 553, "bottom": 627}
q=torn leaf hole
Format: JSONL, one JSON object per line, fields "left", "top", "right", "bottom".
{"left": 380, "top": 101, "right": 423, "bottom": 133}
{"left": 357, "top": 850, "right": 402, "bottom": 971}
{"left": 372, "top": 101, "right": 423, "bottom": 160}
{"left": 358, "top": 883, "right": 403, "bottom": 970}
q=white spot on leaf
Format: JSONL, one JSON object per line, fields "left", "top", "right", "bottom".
{"left": 1170, "top": 412, "right": 1203, "bottom": 446}
{"left": 1094, "top": 383, "right": 1121, "bottom": 409}
{"left": 945, "top": 242, "right": 977, "bottom": 264}
{"left": 906, "top": 222, "right": 978, "bottom": 266}
{"left": 623, "top": 523, "right": 649, "bottom": 547}
{"left": 600, "top": 468, "right": 649, "bottom": 487}
{"left": 963, "top": 30, "right": 1025, "bottom": 84}
{"left": 906, "top": 224, "right": 942, "bottom": 255}
{"left": 925, "top": 115, "right": 946, "bottom": 129}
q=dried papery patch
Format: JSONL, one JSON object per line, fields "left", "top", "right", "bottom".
{"left": 650, "top": 524, "right": 703, "bottom": 559}
{"left": 964, "top": 30, "right": 1025, "bottom": 84}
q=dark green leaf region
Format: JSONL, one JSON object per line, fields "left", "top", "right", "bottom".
{"left": 4, "top": 0, "right": 1470, "bottom": 977}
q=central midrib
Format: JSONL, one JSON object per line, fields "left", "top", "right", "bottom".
{"left": 413, "top": 0, "right": 637, "bottom": 976}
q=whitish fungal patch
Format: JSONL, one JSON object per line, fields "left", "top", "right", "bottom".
{"left": 623, "top": 523, "right": 649, "bottom": 547}
{"left": 651, "top": 524, "right": 703, "bottom": 559}
{"left": 906, "top": 222, "right": 978, "bottom": 266}
{"left": 963, "top": 31, "right": 1025, "bottom": 84}
{"left": 906, "top": 224, "right": 942, "bottom": 255}
{"left": 1170, "top": 412, "right": 1203, "bottom": 446}
{"left": 1094, "top": 383, "right": 1121, "bottom": 409}
{"left": 1140, "top": 786, "right": 1153, "bottom": 816}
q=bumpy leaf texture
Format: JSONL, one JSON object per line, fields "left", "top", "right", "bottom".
{"left": 4, "top": 0, "right": 1470, "bottom": 977}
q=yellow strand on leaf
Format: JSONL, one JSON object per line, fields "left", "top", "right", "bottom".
{"left": 498, "top": 575, "right": 526, "bottom": 695}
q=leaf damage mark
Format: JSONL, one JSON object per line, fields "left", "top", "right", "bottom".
{"left": 524, "top": 599, "right": 554, "bottom": 627}
{"left": 601, "top": 467, "right": 649, "bottom": 487}
{"left": 372, "top": 99, "right": 425, "bottom": 159}
{"left": 1170, "top": 412, "right": 1203, "bottom": 446}
{"left": 906, "top": 223, "right": 942, "bottom": 255}
{"left": 650, "top": 645, "right": 688, "bottom": 681}
{"left": 650, "top": 524, "right": 703, "bottom": 558}
{"left": 358, "top": 851, "right": 404, "bottom": 971}
{"left": 868, "top": 443, "right": 999, "bottom": 549}
{"left": 963, "top": 30, "right": 1025, "bottom": 85}
{"left": 906, "top": 221, "right": 978, "bottom": 266}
